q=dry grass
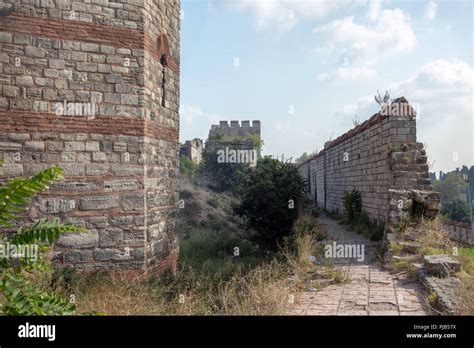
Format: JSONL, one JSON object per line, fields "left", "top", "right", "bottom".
{"left": 409, "top": 218, "right": 456, "bottom": 253}
{"left": 454, "top": 248, "right": 474, "bottom": 315}
{"left": 214, "top": 261, "right": 290, "bottom": 315}
{"left": 68, "top": 261, "right": 291, "bottom": 316}
{"left": 282, "top": 214, "right": 346, "bottom": 291}
{"left": 399, "top": 217, "right": 474, "bottom": 315}
{"left": 71, "top": 272, "right": 167, "bottom": 315}
{"left": 455, "top": 274, "right": 474, "bottom": 315}
{"left": 66, "top": 213, "right": 346, "bottom": 316}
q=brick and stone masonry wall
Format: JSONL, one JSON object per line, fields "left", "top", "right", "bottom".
{"left": 207, "top": 120, "right": 262, "bottom": 158}
{"left": 443, "top": 220, "right": 472, "bottom": 245}
{"left": 180, "top": 138, "right": 203, "bottom": 164}
{"left": 298, "top": 98, "right": 440, "bottom": 237}
{"left": 0, "top": 0, "right": 181, "bottom": 272}
{"left": 209, "top": 120, "right": 261, "bottom": 140}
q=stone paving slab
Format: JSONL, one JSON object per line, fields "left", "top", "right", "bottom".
{"left": 288, "top": 215, "right": 431, "bottom": 316}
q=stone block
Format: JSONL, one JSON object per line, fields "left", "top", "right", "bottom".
{"left": 0, "top": 142, "right": 22, "bottom": 151}
{"left": 86, "top": 164, "right": 109, "bottom": 176}
{"left": 0, "top": 32, "right": 12, "bottom": 43}
{"left": 37, "top": 197, "right": 76, "bottom": 214}
{"left": 424, "top": 254, "right": 461, "bottom": 277}
{"left": 50, "top": 181, "right": 100, "bottom": 192}
{"left": 85, "top": 141, "right": 100, "bottom": 152}
{"left": 57, "top": 231, "right": 99, "bottom": 249}
{"left": 0, "top": 164, "right": 23, "bottom": 178}
{"left": 99, "top": 228, "right": 123, "bottom": 247}
{"left": 94, "top": 248, "right": 130, "bottom": 261}
{"left": 80, "top": 43, "right": 100, "bottom": 53}
{"left": 104, "top": 179, "right": 139, "bottom": 192}
{"left": 25, "top": 141, "right": 45, "bottom": 152}
{"left": 58, "top": 163, "right": 85, "bottom": 176}
{"left": 92, "top": 152, "right": 107, "bottom": 162}
{"left": 16, "top": 76, "right": 34, "bottom": 87}
{"left": 65, "top": 141, "right": 85, "bottom": 151}
{"left": 65, "top": 250, "right": 94, "bottom": 263}
{"left": 121, "top": 193, "right": 145, "bottom": 211}
{"left": 80, "top": 195, "right": 120, "bottom": 210}
{"left": 49, "top": 58, "right": 65, "bottom": 69}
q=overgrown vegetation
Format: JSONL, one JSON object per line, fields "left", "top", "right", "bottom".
{"left": 234, "top": 157, "right": 307, "bottom": 250}
{"left": 0, "top": 166, "right": 85, "bottom": 315}
{"left": 198, "top": 147, "right": 249, "bottom": 192}
{"left": 62, "top": 179, "right": 343, "bottom": 315}
{"left": 440, "top": 199, "right": 471, "bottom": 224}
{"left": 386, "top": 217, "right": 474, "bottom": 314}
{"left": 456, "top": 247, "right": 474, "bottom": 315}
{"left": 340, "top": 189, "right": 384, "bottom": 241}
{"left": 179, "top": 155, "right": 198, "bottom": 178}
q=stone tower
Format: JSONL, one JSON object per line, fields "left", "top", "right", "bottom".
{"left": 207, "top": 120, "right": 262, "bottom": 158}
{"left": 0, "top": 0, "right": 181, "bottom": 273}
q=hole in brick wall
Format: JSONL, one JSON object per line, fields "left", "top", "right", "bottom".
{"left": 160, "top": 55, "right": 166, "bottom": 107}
{"left": 410, "top": 199, "right": 428, "bottom": 221}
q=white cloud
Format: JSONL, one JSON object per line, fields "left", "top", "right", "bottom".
{"left": 367, "top": 0, "right": 383, "bottom": 21}
{"left": 313, "top": 6, "right": 416, "bottom": 82}
{"left": 336, "top": 59, "right": 474, "bottom": 172}
{"left": 319, "top": 66, "right": 377, "bottom": 81}
{"left": 179, "top": 105, "right": 225, "bottom": 142}
{"left": 180, "top": 105, "right": 221, "bottom": 125}
{"left": 337, "top": 95, "right": 375, "bottom": 116}
{"left": 213, "top": 0, "right": 356, "bottom": 35}
{"left": 313, "top": 8, "right": 416, "bottom": 66}
{"left": 424, "top": 1, "right": 438, "bottom": 22}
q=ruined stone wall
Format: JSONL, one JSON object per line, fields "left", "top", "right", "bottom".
{"left": 443, "top": 221, "right": 472, "bottom": 245}
{"left": 209, "top": 120, "right": 260, "bottom": 140}
{"left": 180, "top": 138, "right": 203, "bottom": 164}
{"left": 207, "top": 120, "right": 262, "bottom": 159}
{"left": 298, "top": 98, "right": 439, "bottom": 232}
{"left": 0, "top": 0, "right": 180, "bottom": 272}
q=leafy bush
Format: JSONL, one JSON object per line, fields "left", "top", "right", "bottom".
{"left": 207, "top": 197, "right": 219, "bottom": 208}
{"left": 234, "top": 157, "right": 306, "bottom": 250}
{"left": 198, "top": 147, "right": 249, "bottom": 192}
{"left": 0, "top": 166, "right": 84, "bottom": 315}
{"left": 342, "top": 189, "right": 362, "bottom": 222}
{"left": 441, "top": 199, "right": 471, "bottom": 223}
{"left": 179, "top": 156, "right": 198, "bottom": 178}
{"left": 433, "top": 172, "right": 469, "bottom": 203}
{"left": 352, "top": 212, "right": 384, "bottom": 241}
{"left": 341, "top": 190, "right": 383, "bottom": 241}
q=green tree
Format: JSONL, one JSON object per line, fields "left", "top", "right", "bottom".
{"left": 234, "top": 157, "right": 306, "bottom": 250}
{"left": 441, "top": 199, "right": 471, "bottom": 223}
{"left": 296, "top": 152, "right": 309, "bottom": 163}
{"left": 0, "top": 166, "right": 84, "bottom": 315}
{"left": 199, "top": 146, "right": 249, "bottom": 192}
{"left": 248, "top": 134, "right": 264, "bottom": 151}
{"left": 179, "top": 156, "right": 198, "bottom": 178}
{"left": 433, "top": 172, "right": 468, "bottom": 203}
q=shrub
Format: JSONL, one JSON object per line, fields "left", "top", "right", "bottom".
{"left": 198, "top": 148, "right": 249, "bottom": 192}
{"left": 342, "top": 189, "right": 362, "bottom": 222}
{"left": 341, "top": 190, "right": 383, "bottom": 241}
{"left": 0, "top": 166, "right": 84, "bottom": 315}
{"left": 234, "top": 157, "right": 306, "bottom": 250}
{"left": 353, "top": 212, "right": 384, "bottom": 241}
{"left": 441, "top": 199, "right": 471, "bottom": 223}
{"left": 207, "top": 197, "right": 219, "bottom": 208}
{"left": 179, "top": 156, "right": 198, "bottom": 178}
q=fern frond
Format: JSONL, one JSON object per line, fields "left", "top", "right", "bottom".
{"left": 8, "top": 218, "right": 85, "bottom": 245}
{"left": 0, "top": 166, "right": 64, "bottom": 227}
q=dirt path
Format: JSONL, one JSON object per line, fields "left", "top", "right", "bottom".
{"left": 288, "top": 214, "right": 431, "bottom": 315}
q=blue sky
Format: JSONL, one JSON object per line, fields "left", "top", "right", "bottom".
{"left": 180, "top": 0, "right": 473, "bottom": 173}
